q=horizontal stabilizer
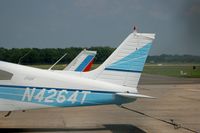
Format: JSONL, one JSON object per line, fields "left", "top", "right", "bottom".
{"left": 116, "top": 93, "right": 155, "bottom": 99}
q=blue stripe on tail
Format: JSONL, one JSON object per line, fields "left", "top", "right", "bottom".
{"left": 75, "top": 55, "right": 94, "bottom": 72}
{"left": 105, "top": 43, "right": 152, "bottom": 72}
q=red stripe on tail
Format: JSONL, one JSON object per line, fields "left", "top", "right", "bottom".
{"left": 83, "top": 58, "right": 94, "bottom": 72}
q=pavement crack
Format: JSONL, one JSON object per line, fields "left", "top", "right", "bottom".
{"left": 120, "top": 105, "right": 199, "bottom": 133}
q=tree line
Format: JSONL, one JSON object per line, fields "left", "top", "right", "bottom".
{"left": 0, "top": 47, "right": 200, "bottom": 64}
{"left": 0, "top": 47, "right": 114, "bottom": 64}
{"left": 148, "top": 54, "right": 200, "bottom": 64}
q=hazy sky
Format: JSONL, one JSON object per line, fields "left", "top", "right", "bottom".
{"left": 0, "top": 0, "right": 200, "bottom": 55}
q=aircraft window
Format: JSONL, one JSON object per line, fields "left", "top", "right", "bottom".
{"left": 0, "top": 70, "right": 13, "bottom": 80}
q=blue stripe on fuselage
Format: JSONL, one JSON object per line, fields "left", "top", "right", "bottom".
{"left": 0, "top": 85, "right": 135, "bottom": 107}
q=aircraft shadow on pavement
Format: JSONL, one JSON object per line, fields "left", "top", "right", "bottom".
{"left": 0, "top": 124, "right": 146, "bottom": 133}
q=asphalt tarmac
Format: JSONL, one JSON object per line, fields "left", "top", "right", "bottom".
{"left": 0, "top": 74, "right": 199, "bottom": 133}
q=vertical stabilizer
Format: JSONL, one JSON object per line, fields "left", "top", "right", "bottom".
{"left": 64, "top": 49, "right": 96, "bottom": 72}
{"left": 87, "top": 31, "right": 155, "bottom": 88}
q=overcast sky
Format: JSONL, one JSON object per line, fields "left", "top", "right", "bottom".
{"left": 0, "top": 0, "right": 200, "bottom": 55}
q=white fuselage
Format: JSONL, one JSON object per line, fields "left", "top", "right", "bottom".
{"left": 0, "top": 61, "right": 137, "bottom": 111}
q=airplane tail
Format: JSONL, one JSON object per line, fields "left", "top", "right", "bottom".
{"left": 87, "top": 30, "right": 155, "bottom": 88}
{"left": 64, "top": 49, "right": 96, "bottom": 72}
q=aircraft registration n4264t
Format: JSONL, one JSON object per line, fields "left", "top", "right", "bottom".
{"left": 0, "top": 29, "right": 155, "bottom": 112}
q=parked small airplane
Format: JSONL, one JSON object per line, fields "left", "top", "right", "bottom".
{"left": 49, "top": 49, "right": 96, "bottom": 72}
{"left": 0, "top": 29, "right": 155, "bottom": 113}
{"left": 63, "top": 49, "right": 96, "bottom": 72}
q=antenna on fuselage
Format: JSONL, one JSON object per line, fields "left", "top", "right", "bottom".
{"left": 48, "top": 53, "right": 67, "bottom": 70}
{"left": 18, "top": 49, "right": 32, "bottom": 64}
